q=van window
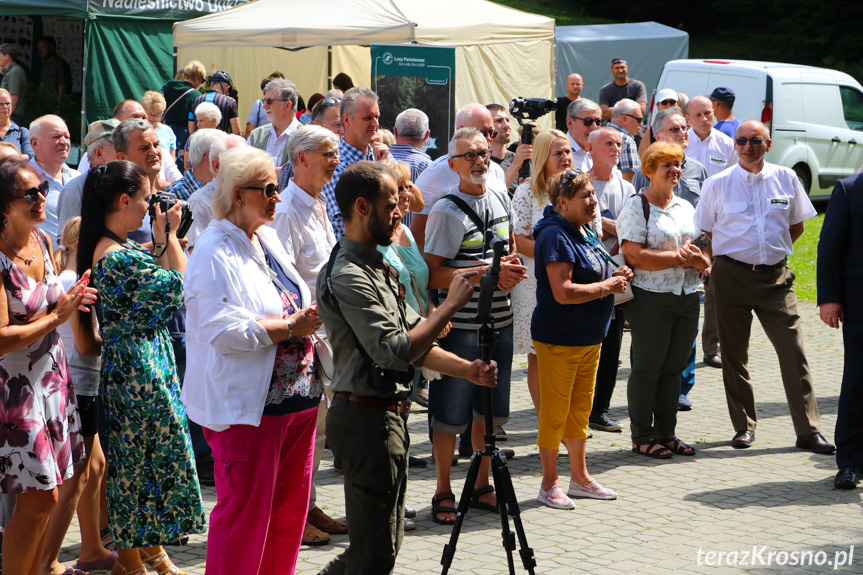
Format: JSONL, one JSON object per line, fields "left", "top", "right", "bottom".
{"left": 839, "top": 86, "right": 863, "bottom": 131}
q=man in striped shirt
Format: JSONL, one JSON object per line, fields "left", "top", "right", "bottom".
{"left": 423, "top": 127, "right": 527, "bottom": 523}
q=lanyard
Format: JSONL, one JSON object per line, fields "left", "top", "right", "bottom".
{"left": 553, "top": 213, "right": 619, "bottom": 268}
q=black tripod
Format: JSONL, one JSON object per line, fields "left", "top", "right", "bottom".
{"left": 440, "top": 238, "right": 536, "bottom": 575}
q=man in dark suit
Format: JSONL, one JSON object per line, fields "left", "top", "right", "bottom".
{"left": 817, "top": 173, "right": 863, "bottom": 489}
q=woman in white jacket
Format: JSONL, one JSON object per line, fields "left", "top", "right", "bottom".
{"left": 182, "top": 146, "right": 322, "bottom": 575}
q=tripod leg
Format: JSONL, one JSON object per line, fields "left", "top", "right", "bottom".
{"left": 491, "top": 452, "right": 537, "bottom": 575}
{"left": 440, "top": 450, "right": 483, "bottom": 575}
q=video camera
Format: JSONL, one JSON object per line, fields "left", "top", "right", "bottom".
{"left": 508, "top": 98, "right": 557, "bottom": 180}
{"left": 148, "top": 191, "right": 194, "bottom": 239}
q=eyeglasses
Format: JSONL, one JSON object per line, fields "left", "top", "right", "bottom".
{"left": 659, "top": 99, "right": 677, "bottom": 106}
{"left": 479, "top": 129, "right": 498, "bottom": 140}
{"left": 13, "top": 181, "right": 50, "bottom": 204}
{"left": 623, "top": 113, "right": 643, "bottom": 124}
{"left": 735, "top": 137, "right": 767, "bottom": 147}
{"left": 0, "top": 102, "right": 11, "bottom": 108}
{"left": 574, "top": 117, "right": 602, "bottom": 127}
{"left": 312, "top": 149, "right": 339, "bottom": 160}
{"left": 264, "top": 98, "right": 289, "bottom": 106}
{"left": 451, "top": 149, "right": 490, "bottom": 162}
{"left": 662, "top": 126, "right": 688, "bottom": 135}
{"left": 241, "top": 183, "right": 279, "bottom": 198}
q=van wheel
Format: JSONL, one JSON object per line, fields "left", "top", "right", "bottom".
{"left": 793, "top": 164, "right": 812, "bottom": 195}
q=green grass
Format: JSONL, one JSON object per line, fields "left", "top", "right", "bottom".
{"left": 788, "top": 213, "right": 822, "bottom": 301}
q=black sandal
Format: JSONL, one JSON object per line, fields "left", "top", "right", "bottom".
{"left": 431, "top": 491, "right": 458, "bottom": 525}
{"left": 661, "top": 436, "right": 696, "bottom": 456}
{"left": 631, "top": 439, "right": 673, "bottom": 459}
{"left": 468, "top": 484, "right": 498, "bottom": 512}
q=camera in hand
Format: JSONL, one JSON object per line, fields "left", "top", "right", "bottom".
{"left": 509, "top": 98, "right": 557, "bottom": 180}
{"left": 148, "top": 191, "right": 194, "bottom": 239}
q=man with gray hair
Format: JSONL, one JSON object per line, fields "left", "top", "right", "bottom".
{"left": 424, "top": 127, "right": 526, "bottom": 524}
{"left": 320, "top": 86, "right": 389, "bottom": 240}
{"left": 187, "top": 134, "right": 247, "bottom": 247}
{"left": 411, "top": 103, "right": 508, "bottom": 253}
{"left": 165, "top": 128, "right": 224, "bottom": 200}
{"left": 247, "top": 77, "right": 300, "bottom": 169}
{"left": 566, "top": 98, "right": 602, "bottom": 172}
{"left": 267, "top": 124, "right": 346, "bottom": 545}
{"left": 29, "top": 114, "right": 79, "bottom": 243}
{"left": 58, "top": 119, "right": 119, "bottom": 233}
{"left": 390, "top": 108, "right": 432, "bottom": 182}
{"left": 608, "top": 98, "right": 643, "bottom": 182}
{"left": 0, "top": 44, "right": 27, "bottom": 124}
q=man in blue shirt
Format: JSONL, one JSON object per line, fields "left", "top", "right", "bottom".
{"left": 711, "top": 87, "right": 741, "bottom": 140}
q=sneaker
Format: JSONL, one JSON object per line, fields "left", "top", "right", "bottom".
{"left": 537, "top": 486, "right": 575, "bottom": 510}
{"left": 678, "top": 394, "right": 693, "bottom": 411}
{"left": 567, "top": 480, "right": 617, "bottom": 500}
{"left": 404, "top": 517, "right": 417, "bottom": 531}
{"left": 405, "top": 506, "right": 417, "bottom": 518}
{"left": 588, "top": 413, "right": 623, "bottom": 432}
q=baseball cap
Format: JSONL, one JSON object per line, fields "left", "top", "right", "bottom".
{"left": 709, "top": 87, "right": 736, "bottom": 103}
{"left": 85, "top": 119, "right": 121, "bottom": 147}
{"left": 211, "top": 70, "right": 233, "bottom": 88}
{"left": 656, "top": 88, "right": 679, "bottom": 103}
{"left": 611, "top": 58, "right": 627, "bottom": 66}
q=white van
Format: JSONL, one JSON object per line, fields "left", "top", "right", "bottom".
{"left": 654, "top": 59, "right": 863, "bottom": 198}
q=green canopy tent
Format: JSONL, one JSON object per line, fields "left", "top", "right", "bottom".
{"left": 1, "top": 0, "right": 250, "bottom": 130}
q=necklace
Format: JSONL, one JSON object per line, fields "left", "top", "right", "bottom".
{"left": 1, "top": 229, "right": 36, "bottom": 264}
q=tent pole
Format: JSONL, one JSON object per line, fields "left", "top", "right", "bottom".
{"left": 328, "top": 45, "right": 332, "bottom": 90}
{"left": 79, "top": 18, "right": 89, "bottom": 152}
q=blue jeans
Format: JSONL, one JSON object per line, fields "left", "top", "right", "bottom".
{"left": 428, "top": 324, "right": 513, "bottom": 435}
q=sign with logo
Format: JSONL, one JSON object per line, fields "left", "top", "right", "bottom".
{"left": 371, "top": 45, "right": 455, "bottom": 160}
{"left": 90, "top": 0, "right": 251, "bottom": 19}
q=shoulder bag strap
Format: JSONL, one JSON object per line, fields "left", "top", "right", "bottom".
{"left": 442, "top": 194, "right": 489, "bottom": 257}
{"left": 162, "top": 88, "right": 196, "bottom": 122}
{"left": 636, "top": 191, "right": 650, "bottom": 224}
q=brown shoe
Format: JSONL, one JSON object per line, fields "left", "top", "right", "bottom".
{"left": 308, "top": 506, "right": 348, "bottom": 535}
{"left": 302, "top": 522, "right": 330, "bottom": 546}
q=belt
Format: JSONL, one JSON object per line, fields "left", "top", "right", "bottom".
{"left": 333, "top": 391, "right": 409, "bottom": 414}
{"left": 718, "top": 255, "right": 786, "bottom": 272}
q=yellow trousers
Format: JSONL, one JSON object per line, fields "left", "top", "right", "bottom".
{"left": 534, "top": 341, "right": 601, "bottom": 450}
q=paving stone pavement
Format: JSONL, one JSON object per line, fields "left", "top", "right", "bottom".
{"left": 57, "top": 301, "right": 863, "bottom": 574}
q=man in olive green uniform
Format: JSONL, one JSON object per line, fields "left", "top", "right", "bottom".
{"left": 316, "top": 161, "right": 497, "bottom": 575}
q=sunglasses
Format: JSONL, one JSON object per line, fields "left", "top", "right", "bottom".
{"left": 322, "top": 97, "right": 341, "bottom": 107}
{"left": 659, "top": 99, "right": 678, "bottom": 106}
{"left": 575, "top": 117, "right": 602, "bottom": 127}
{"left": 13, "top": 181, "right": 50, "bottom": 204}
{"left": 264, "top": 98, "right": 288, "bottom": 106}
{"left": 479, "top": 129, "right": 498, "bottom": 140}
{"left": 0, "top": 101, "right": 11, "bottom": 108}
{"left": 562, "top": 168, "right": 584, "bottom": 184}
{"left": 735, "top": 137, "right": 767, "bottom": 147}
{"left": 622, "top": 113, "right": 643, "bottom": 124}
{"left": 451, "top": 149, "right": 490, "bottom": 162}
{"left": 241, "top": 183, "right": 279, "bottom": 198}
{"left": 663, "top": 126, "right": 688, "bottom": 135}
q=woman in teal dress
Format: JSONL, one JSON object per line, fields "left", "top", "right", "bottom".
{"left": 77, "top": 160, "right": 205, "bottom": 575}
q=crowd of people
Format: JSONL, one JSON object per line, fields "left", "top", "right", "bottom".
{"left": 0, "top": 49, "right": 856, "bottom": 575}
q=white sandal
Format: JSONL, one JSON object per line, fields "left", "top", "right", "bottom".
{"left": 537, "top": 486, "right": 575, "bottom": 510}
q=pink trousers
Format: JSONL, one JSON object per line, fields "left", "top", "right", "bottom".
{"left": 203, "top": 406, "right": 318, "bottom": 575}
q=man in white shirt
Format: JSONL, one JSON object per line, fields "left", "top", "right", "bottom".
{"left": 187, "top": 134, "right": 247, "bottom": 247}
{"left": 686, "top": 95, "right": 738, "bottom": 178}
{"left": 411, "top": 103, "right": 507, "bottom": 253}
{"left": 28, "top": 114, "right": 79, "bottom": 244}
{"left": 247, "top": 78, "right": 301, "bottom": 170}
{"left": 586, "top": 127, "right": 634, "bottom": 433}
{"left": 565, "top": 98, "right": 601, "bottom": 173}
{"left": 266, "top": 124, "right": 345, "bottom": 545}
{"left": 696, "top": 120, "right": 834, "bottom": 454}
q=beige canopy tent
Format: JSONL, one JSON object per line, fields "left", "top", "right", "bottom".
{"left": 173, "top": 0, "right": 555, "bottom": 130}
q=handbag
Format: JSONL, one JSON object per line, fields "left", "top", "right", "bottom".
{"left": 313, "top": 333, "right": 334, "bottom": 385}
{"left": 611, "top": 253, "right": 635, "bottom": 305}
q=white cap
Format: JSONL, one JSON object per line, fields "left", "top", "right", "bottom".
{"left": 656, "top": 88, "right": 679, "bottom": 102}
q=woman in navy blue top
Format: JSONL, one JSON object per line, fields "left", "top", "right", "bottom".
{"left": 531, "top": 169, "right": 632, "bottom": 510}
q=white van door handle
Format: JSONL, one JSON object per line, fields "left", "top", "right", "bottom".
{"left": 832, "top": 136, "right": 842, "bottom": 143}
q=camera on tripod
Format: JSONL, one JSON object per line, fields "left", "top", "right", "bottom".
{"left": 508, "top": 98, "right": 557, "bottom": 180}
{"left": 148, "top": 191, "right": 194, "bottom": 239}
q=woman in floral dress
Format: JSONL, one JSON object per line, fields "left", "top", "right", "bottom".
{"left": 0, "top": 158, "right": 96, "bottom": 574}
{"left": 77, "top": 160, "right": 205, "bottom": 575}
